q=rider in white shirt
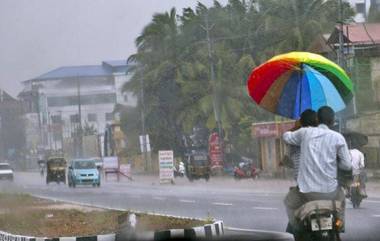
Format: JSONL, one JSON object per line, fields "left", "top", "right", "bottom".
{"left": 350, "top": 148, "right": 367, "bottom": 197}
{"left": 283, "top": 106, "right": 352, "bottom": 234}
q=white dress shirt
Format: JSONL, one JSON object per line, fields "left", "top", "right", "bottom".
{"left": 350, "top": 149, "right": 365, "bottom": 175}
{"left": 283, "top": 124, "right": 352, "bottom": 193}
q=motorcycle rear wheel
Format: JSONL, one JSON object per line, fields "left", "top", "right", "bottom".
{"left": 351, "top": 187, "right": 362, "bottom": 208}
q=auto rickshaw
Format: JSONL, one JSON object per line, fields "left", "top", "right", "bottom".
{"left": 46, "top": 157, "right": 66, "bottom": 184}
{"left": 185, "top": 150, "right": 210, "bottom": 181}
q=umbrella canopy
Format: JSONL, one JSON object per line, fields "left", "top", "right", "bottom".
{"left": 247, "top": 52, "right": 353, "bottom": 119}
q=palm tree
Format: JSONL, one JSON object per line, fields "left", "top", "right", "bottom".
{"left": 259, "top": 0, "right": 354, "bottom": 52}
{"left": 123, "top": 8, "right": 186, "bottom": 153}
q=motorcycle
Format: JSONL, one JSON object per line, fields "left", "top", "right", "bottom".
{"left": 293, "top": 200, "right": 343, "bottom": 241}
{"left": 234, "top": 162, "right": 259, "bottom": 180}
{"left": 350, "top": 176, "right": 364, "bottom": 208}
{"left": 38, "top": 160, "right": 45, "bottom": 177}
{"left": 174, "top": 162, "right": 185, "bottom": 177}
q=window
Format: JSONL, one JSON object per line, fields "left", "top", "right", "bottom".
{"left": 51, "top": 115, "right": 62, "bottom": 124}
{"left": 70, "top": 114, "right": 79, "bottom": 123}
{"left": 105, "top": 113, "right": 113, "bottom": 121}
{"left": 47, "top": 93, "right": 117, "bottom": 107}
{"left": 74, "top": 160, "right": 96, "bottom": 169}
{"left": 87, "top": 113, "right": 97, "bottom": 122}
{"left": 356, "top": 3, "right": 365, "bottom": 14}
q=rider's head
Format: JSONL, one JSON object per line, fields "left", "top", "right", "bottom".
{"left": 317, "top": 106, "right": 335, "bottom": 127}
{"left": 300, "top": 109, "right": 318, "bottom": 127}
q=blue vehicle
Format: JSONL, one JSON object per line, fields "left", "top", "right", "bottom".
{"left": 68, "top": 159, "right": 100, "bottom": 188}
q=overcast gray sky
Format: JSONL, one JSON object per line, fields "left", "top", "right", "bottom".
{"left": 0, "top": 0, "right": 228, "bottom": 97}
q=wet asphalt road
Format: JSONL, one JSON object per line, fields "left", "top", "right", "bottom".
{"left": 2, "top": 172, "right": 380, "bottom": 241}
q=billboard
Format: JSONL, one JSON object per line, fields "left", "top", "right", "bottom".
{"left": 208, "top": 132, "right": 223, "bottom": 170}
{"left": 251, "top": 121, "right": 295, "bottom": 138}
{"left": 103, "top": 156, "right": 119, "bottom": 170}
{"left": 159, "top": 150, "right": 174, "bottom": 183}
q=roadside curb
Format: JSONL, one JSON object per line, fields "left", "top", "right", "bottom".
{"left": 0, "top": 230, "right": 115, "bottom": 241}
{"left": 153, "top": 221, "right": 224, "bottom": 241}
{"left": 0, "top": 222, "right": 224, "bottom": 241}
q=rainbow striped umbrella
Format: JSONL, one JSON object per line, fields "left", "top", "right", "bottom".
{"left": 247, "top": 52, "right": 353, "bottom": 119}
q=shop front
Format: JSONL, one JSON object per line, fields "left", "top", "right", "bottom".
{"left": 252, "top": 121, "right": 295, "bottom": 177}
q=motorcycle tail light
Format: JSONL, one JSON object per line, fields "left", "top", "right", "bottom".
{"left": 335, "top": 218, "right": 343, "bottom": 230}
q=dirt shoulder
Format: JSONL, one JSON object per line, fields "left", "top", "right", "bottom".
{"left": 0, "top": 192, "right": 208, "bottom": 238}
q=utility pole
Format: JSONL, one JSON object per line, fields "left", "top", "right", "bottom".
{"left": 58, "top": 110, "right": 64, "bottom": 153}
{"left": 31, "top": 81, "right": 43, "bottom": 149}
{"left": 139, "top": 69, "right": 148, "bottom": 171}
{"left": 77, "top": 79, "right": 83, "bottom": 157}
{"left": 338, "top": 0, "right": 348, "bottom": 131}
{"left": 338, "top": 0, "right": 345, "bottom": 70}
{"left": 201, "top": 12, "right": 224, "bottom": 152}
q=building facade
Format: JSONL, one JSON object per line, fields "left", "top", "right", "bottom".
{"left": 325, "top": 23, "right": 380, "bottom": 168}
{"left": 345, "top": 0, "right": 372, "bottom": 22}
{"left": 251, "top": 121, "right": 295, "bottom": 177}
{"left": 19, "top": 60, "right": 136, "bottom": 156}
{"left": 0, "top": 89, "right": 25, "bottom": 163}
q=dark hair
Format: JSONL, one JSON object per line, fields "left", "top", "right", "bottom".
{"left": 317, "top": 106, "right": 335, "bottom": 126}
{"left": 300, "top": 109, "right": 318, "bottom": 127}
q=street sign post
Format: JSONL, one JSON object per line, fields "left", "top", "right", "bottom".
{"left": 158, "top": 150, "right": 174, "bottom": 184}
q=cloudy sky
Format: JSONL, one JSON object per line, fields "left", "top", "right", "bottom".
{"left": 0, "top": 0, "right": 228, "bottom": 96}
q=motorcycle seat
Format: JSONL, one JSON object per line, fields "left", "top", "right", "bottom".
{"left": 295, "top": 200, "right": 343, "bottom": 221}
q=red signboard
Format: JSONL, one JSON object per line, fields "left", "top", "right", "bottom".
{"left": 208, "top": 132, "right": 223, "bottom": 169}
{"left": 252, "top": 121, "right": 295, "bottom": 138}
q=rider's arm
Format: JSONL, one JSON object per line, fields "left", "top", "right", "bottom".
{"left": 282, "top": 128, "right": 304, "bottom": 146}
{"left": 337, "top": 136, "right": 352, "bottom": 171}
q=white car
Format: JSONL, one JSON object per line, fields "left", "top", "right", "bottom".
{"left": 0, "top": 163, "right": 14, "bottom": 181}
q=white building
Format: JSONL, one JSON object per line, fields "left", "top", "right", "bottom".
{"left": 345, "top": 0, "right": 380, "bottom": 22}
{"left": 20, "top": 60, "right": 136, "bottom": 153}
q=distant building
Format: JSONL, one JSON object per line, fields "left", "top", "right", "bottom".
{"left": 251, "top": 121, "right": 295, "bottom": 177}
{"left": 345, "top": 0, "right": 371, "bottom": 22}
{"left": 344, "top": 0, "right": 380, "bottom": 22}
{"left": 0, "top": 89, "right": 25, "bottom": 162}
{"left": 311, "top": 23, "right": 380, "bottom": 168}
{"left": 19, "top": 60, "right": 136, "bottom": 154}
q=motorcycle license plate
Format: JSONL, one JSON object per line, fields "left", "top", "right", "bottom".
{"left": 311, "top": 217, "right": 333, "bottom": 231}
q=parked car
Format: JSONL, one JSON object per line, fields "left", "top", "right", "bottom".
{"left": 68, "top": 159, "right": 100, "bottom": 188}
{"left": 0, "top": 163, "right": 14, "bottom": 181}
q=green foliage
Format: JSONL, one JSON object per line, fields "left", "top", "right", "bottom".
{"left": 123, "top": 0, "right": 354, "bottom": 155}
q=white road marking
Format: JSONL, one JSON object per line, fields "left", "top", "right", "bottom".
{"left": 365, "top": 200, "right": 380, "bottom": 204}
{"left": 372, "top": 214, "right": 380, "bottom": 218}
{"left": 212, "top": 202, "right": 233, "bottom": 206}
{"left": 226, "top": 227, "right": 293, "bottom": 238}
{"left": 252, "top": 206, "right": 278, "bottom": 210}
{"left": 179, "top": 199, "right": 196, "bottom": 203}
{"left": 153, "top": 196, "right": 166, "bottom": 201}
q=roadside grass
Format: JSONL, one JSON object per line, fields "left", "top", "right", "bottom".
{"left": 0, "top": 192, "right": 209, "bottom": 237}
